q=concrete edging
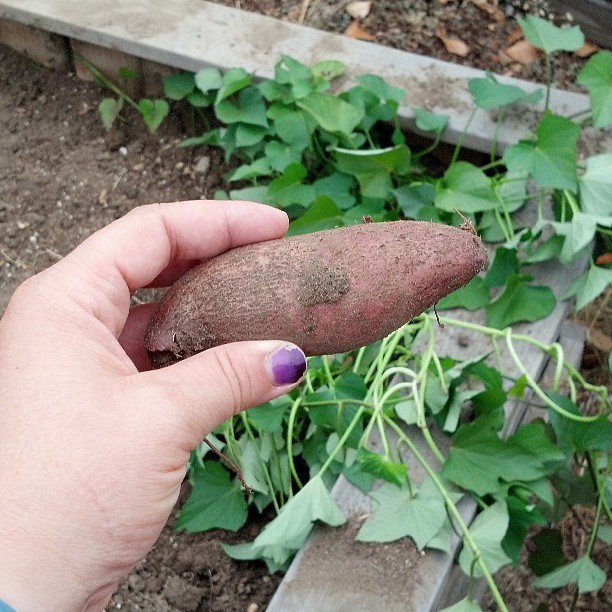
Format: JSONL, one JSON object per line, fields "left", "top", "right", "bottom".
{"left": 0, "top": 0, "right": 590, "bottom": 155}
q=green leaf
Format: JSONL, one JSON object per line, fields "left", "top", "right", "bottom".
{"left": 357, "top": 74, "right": 405, "bottom": 106}
{"left": 507, "top": 422, "right": 565, "bottom": 467}
{"left": 215, "top": 67, "right": 252, "bottom": 102}
{"left": 287, "top": 196, "right": 343, "bottom": 235}
{"left": 228, "top": 158, "right": 271, "bottom": 181}
{"left": 413, "top": 108, "right": 449, "bottom": 133}
{"left": 503, "top": 112, "right": 579, "bottom": 191}
{"left": 234, "top": 123, "right": 268, "bottom": 147}
{"left": 355, "top": 448, "right": 408, "bottom": 486}
{"left": 334, "top": 145, "right": 410, "bottom": 199}
{"left": 311, "top": 59, "right": 346, "bottom": 81}
{"left": 176, "top": 461, "right": 247, "bottom": 532}
{"left": 443, "top": 389, "right": 482, "bottom": 433}
{"left": 440, "top": 598, "right": 483, "bottom": 612}
{"left": 314, "top": 173, "right": 356, "bottom": 210}
{"left": 484, "top": 247, "right": 519, "bottom": 288}
{"left": 435, "top": 162, "right": 499, "bottom": 213}
{"left": 528, "top": 528, "right": 566, "bottom": 576}
{"left": 275, "top": 55, "right": 311, "bottom": 85}
{"left": 228, "top": 185, "right": 269, "bottom": 204}
{"left": 98, "top": 98, "right": 124, "bottom": 129}
{"left": 437, "top": 276, "right": 490, "bottom": 311}
{"left": 534, "top": 556, "right": 607, "bottom": 594}
{"left": 297, "top": 92, "right": 364, "bottom": 135}
{"left": 394, "top": 183, "right": 436, "bottom": 218}
{"left": 255, "top": 476, "right": 346, "bottom": 549}
{"left": 579, "top": 153, "right": 612, "bottom": 215}
{"left": 598, "top": 524, "right": 612, "bottom": 545}
{"left": 442, "top": 413, "right": 553, "bottom": 496}
{"left": 486, "top": 275, "right": 555, "bottom": 329}
{"left": 564, "top": 265, "right": 612, "bottom": 311}
{"left": 395, "top": 398, "right": 418, "bottom": 426}
{"left": 357, "top": 478, "right": 446, "bottom": 550}
{"left": 248, "top": 397, "right": 290, "bottom": 433}
{"left": 163, "top": 72, "right": 196, "bottom": 100}
{"left": 271, "top": 108, "right": 311, "bottom": 149}
{"left": 459, "top": 500, "right": 512, "bottom": 577}
{"left": 118, "top": 66, "right": 138, "bottom": 80}
{"left": 577, "top": 51, "right": 612, "bottom": 128}
{"left": 547, "top": 392, "right": 612, "bottom": 453}
{"left": 553, "top": 212, "right": 612, "bottom": 264}
{"left": 503, "top": 495, "right": 547, "bottom": 564}
{"left": 194, "top": 67, "right": 223, "bottom": 93}
{"left": 237, "top": 437, "right": 269, "bottom": 495}
{"left": 215, "top": 86, "right": 269, "bottom": 127}
{"left": 517, "top": 15, "right": 584, "bottom": 54}
{"left": 267, "top": 163, "right": 315, "bottom": 210}
{"left": 524, "top": 234, "right": 564, "bottom": 264}
{"left": 137, "top": 99, "right": 170, "bottom": 133}
{"left": 469, "top": 73, "right": 542, "bottom": 109}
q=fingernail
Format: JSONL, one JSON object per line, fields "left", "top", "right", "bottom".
{"left": 265, "top": 345, "right": 307, "bottom": 387}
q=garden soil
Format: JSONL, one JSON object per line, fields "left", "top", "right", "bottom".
{"left": 0, "top": 0, "right": 610, "bottom": 607}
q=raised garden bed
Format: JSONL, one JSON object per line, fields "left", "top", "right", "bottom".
{"left": 1, "top": 2, "right": 610, "bottom": 611}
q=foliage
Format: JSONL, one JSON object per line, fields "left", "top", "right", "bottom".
{"left": 90, "top": 15, "right": 612, "bottom": 609}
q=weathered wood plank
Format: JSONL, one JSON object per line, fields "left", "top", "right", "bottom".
{"left": 0, "top": 17, "right": 69, "bottom": 68}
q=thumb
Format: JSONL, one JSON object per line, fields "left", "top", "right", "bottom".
{"left": 143, "top": 341, "right": 306, "bottom": 446}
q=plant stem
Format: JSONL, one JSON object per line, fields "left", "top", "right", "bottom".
{"left": 544, "top": 54, "right": 552, "bottom": 112}
{"left": 73, "top": 51, "right": 140, "bottom": 112}
{"left": 317, "top": 407, "right": 366, "bottom": 476}
{"left": 287, "top": 391, "right": 307, "bottom": 490}
{"left": 383, "top": 415, "right": 509, "bottom": 612}
{"left": 451, "top": 108, "right": 477, "bottom": 165}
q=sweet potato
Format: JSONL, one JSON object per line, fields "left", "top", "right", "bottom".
{"left": 145, "top": 220, "right": 487, "bottom": 367}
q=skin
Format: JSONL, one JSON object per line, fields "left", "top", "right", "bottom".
{"left": 0, "top": 200, "right": 304, "bottom": 611}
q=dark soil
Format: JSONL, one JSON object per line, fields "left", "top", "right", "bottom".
{"left": 213, "top": 0, "right": 607, "bottom": 91}
{"left": 1, "top": 0, "right": 610, "bottom": 606}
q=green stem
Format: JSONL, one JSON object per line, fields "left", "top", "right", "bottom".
{"left": 544, "top": 54, "right": 552, "bottom": 112}
{"left": 73, "top": 51, "right": 140, "bottom": 112}
{"left": 479, "top": 159, "right": 506, "bottom": 173}
{"left": 451, "top": 108, "right": 477, "bottom": 165}
{"left": 316, "top": 407, "right": 366, "bottom": 476}
{"left": 383, "top": 415, "right": 509, "bottom": 612}
{"left": 287, "top": 392, "right": 307, "bottom": 490}
{"left": 490, "top": 109, "right": 506, "bottom": 164}
{"left": 503, "top": 329, "right": 602, "bottom": 423}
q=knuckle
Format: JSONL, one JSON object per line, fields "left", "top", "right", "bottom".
{"left": 209, "top": 349, "right": 252, "bottom": 415}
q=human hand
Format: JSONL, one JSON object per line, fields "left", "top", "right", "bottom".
{"left": 0, "top": 200, "right": 306, "bottom": 611}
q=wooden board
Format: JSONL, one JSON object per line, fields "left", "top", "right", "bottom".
{"left": 268, "top": 252, "right": 588, "bottom": 611}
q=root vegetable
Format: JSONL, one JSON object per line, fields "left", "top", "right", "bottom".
{"left": 145, "top": 220, "right": 487, "bottom": 367}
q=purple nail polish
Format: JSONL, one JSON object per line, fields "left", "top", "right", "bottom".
{"left": 266, "top": 346, "right": 306, "bottom": 386}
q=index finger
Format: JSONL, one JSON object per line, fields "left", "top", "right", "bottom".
{"left": 49, "top": 200, "right": 289, "bottom": 334}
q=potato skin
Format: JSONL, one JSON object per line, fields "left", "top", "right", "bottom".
{"left": 145, "top": 221, "right": 487, "bottom": 367}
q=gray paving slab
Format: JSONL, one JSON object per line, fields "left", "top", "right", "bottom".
{"left": 0, "top": 0, "right": 590, "bottom": 154}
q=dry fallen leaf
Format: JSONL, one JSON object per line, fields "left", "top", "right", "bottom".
{"left": 505, "top": 40, "right": 541, "bottom": 65}
{"left": 346, "top": 1, "right": 372, "bottom": 20}
{"left": 470, "top": 0, "right": 505, "bottom": 24}
{"left": 587, "top": 327, "right": 612, "bottom": 353}
{"left": 575, "top": 41, "right": 600, "bottom": 58}
{"left": 437, "top": 28, "right": 470, "bottom": 57}
{"left": 506, "top": 24, "right": 524, "bottom": 46}
{"left": 345, "top": 20, "right": 374, "bottom": 41}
